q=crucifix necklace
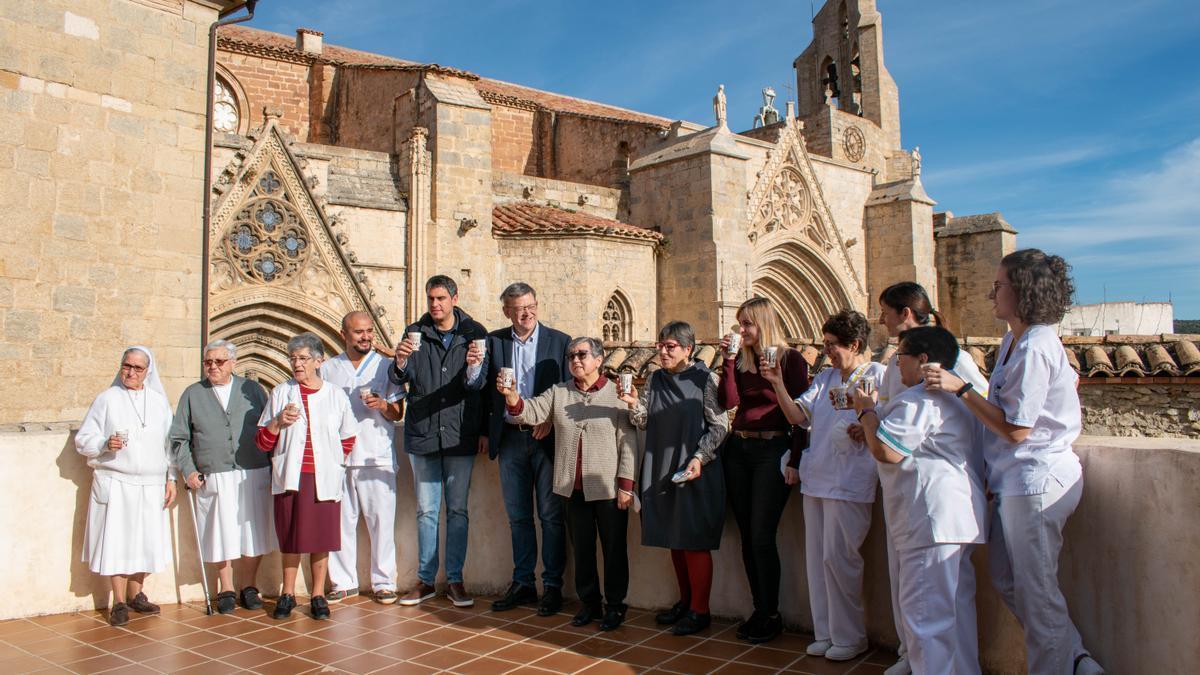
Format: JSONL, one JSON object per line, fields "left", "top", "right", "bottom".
{"left": 125, "top": 388, "right": 148, "bottom": 429}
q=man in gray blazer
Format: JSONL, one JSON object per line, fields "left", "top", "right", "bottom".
{"left": 170, "top": 339, "right": 274, "bottom": 614}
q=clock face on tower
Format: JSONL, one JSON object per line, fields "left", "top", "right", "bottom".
{"left": 214, "top": 78, "right": 240, "bottom": 133}
{"left": 842, "top": 126, "right": 866, "bottom": 163}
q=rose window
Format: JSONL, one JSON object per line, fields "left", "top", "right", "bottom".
{"left": 223, "top": 184, "right": 309, "bottom": 284}
{"left": 758, "top": 167, "right": 812, "bottom": 233}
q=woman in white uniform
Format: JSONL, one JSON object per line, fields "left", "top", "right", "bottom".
{"left": 925, "top": 249, "right": 1104, "bottom": 675}
{"left": 853, "top": 326, "right": 986, "bottom": 675}
{"left": 870, "top": 281, "right": 989, "bottom": 675}
{"left": 76, "top": 346, "right": 177, "bottom": 626}
{"left": 766, "top": 309, "right": 884, "bottom": 662}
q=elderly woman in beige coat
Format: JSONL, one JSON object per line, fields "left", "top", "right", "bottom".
{"left": 498, "top": 336, "right": 636, "bottom": 632}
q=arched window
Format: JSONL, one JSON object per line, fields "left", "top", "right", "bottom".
{"left": 601, "top": 291, "right": 632, "bottom": 342}
{"left": 820, "top": 56, "right": 839, "bottom": 107}
{"left": 213, "top": 75, "right": 241, "bottom": 133}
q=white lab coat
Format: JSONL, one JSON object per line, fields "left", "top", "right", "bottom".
{"left": 795, "top": 362, "right": 886, "bottom": 503}
{"left": 258, "top": 380, "right": 357, "bottom": 501}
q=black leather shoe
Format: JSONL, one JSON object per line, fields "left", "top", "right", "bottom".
{"left": 239, "top": 586, "right": 263, "bottom": 610}
{"left": 272, "top": 593, "right": 296, "bottom": 619}
{"left": 672, "top": 611, "right": 711, "bottom": 636}
{"left": 310, "top": 595, "right": 330, "bottom": 620}
{"left": 128, "top": 592, "right": 160, "bottom": 614}
{"left": 599, "top": 604, "right": 626, "bottom": 632}
{"left": 491, "top": 581, "right": 538, "bottom": 611}
{"left": 746, "top": 612, "right": 782, "bottom": 644}
{"left": 571, "top": 603, "right": 603, "bottom": 627}
{"left": 215, "top": 591, "right": 237, "bottom": 615}
{"left": 655, "top": 601, "right": 688, "bottom": 625}
{"left": 736, "top": 611, "right": 764, "bottom": 640}
{"left": 108, "top": 602, "right": 129, "bottom": 627}
{"left": 537, "top": 586, "right": 563, "bottom": 616}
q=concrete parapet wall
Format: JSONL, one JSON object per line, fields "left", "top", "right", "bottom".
{"left": 1, "top": 431, "right": 1196, "bottom": 674}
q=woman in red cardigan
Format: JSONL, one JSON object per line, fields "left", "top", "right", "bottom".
{"left": 717, "top": 297, "right": 809, "bottom": 643}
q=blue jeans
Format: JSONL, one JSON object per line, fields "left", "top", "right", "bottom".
{"left": 498, "top": 429, "right": 565, "bottom": 589}
{"left": 408, "top": 452, "right": 476, "bottom": 585}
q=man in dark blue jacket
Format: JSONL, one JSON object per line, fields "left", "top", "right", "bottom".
{"left": 389, "top": 275, "right": 488, "bottom": 608}
{"left": 481, "top": 282, "right": 572, "bottom": 616}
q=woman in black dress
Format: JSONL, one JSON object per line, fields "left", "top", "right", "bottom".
{"left": 620, "top": 321, "right": 730, "bottom": 635}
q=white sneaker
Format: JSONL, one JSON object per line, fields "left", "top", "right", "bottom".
{"left": 884, "top": 656, "right": 912, "bottom": 675}
{"left": 806, "top": 639, "right": 832, "bottom": 656}
{"left": 1075, "top": 655, "right": 1105, "bottom": 675}
{"left": 825, "top": 640, "right": 869, "bottom": 661}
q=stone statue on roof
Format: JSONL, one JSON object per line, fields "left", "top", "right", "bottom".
{"left": 753, "top": 87, "right": 780, "bottom": 128}
{"left": 714, "top": 84, "right": 727, "bottom": 128}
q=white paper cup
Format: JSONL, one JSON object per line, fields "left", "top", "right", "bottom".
{"left": 500, "top": 367, "right": 515, "bottom": 389}
{"left": 472, "top": 338, "right": 486, "bottom": 354}
{"left": 407, "top": 331, "right": 422, "bottom": 351}
{"left": 359, "top": 386, "right": 373, "bottom": 400}
{"left": 858, "top": 379, "right": 875, "bottom": 396}
{"left": 921, "top": 361, "right": 942, "bottom": 374}
{"left": 115, "top": 429, "right": 129, "bottom": 446}
{"left": 619, "top": 373, "right": 633, "bottom": 395}
{"left": 727, "top": 332, "right": 742, "bottom": 357}
{"left": 764, "top": 346, "right": 779, "bottom": 369}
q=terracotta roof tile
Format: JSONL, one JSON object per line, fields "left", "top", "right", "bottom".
{"left": 492, "top": 202, "right": 662, "bottom": 243}
{"left": 599, "top": 336, "right": 1200, "bottom": 382}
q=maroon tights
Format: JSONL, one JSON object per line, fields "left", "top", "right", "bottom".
{"left": 670, "top": 549, "right": 713, "bottom": 614}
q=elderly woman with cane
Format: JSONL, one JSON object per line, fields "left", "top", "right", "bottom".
{"left": 256, "top": 333, "right": 357, "bottom": 620}
{"left": 76, "top": 346, "right": 177, "bottom": 626}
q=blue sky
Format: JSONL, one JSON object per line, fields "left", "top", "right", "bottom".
{"left": 245, "top": 0, "right": 1200, "bottom": 318}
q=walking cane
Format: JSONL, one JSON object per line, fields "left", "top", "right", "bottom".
{"left": 186, "top": 478, "right": 214, "bottom": 615}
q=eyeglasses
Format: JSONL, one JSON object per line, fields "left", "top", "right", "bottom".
{"left": 566, "top": 351, "right": 593, "bottom": 361}
{"left": 288, "top": 355, "right": 314, "bottom": 365}
{"left": 505, "top": 302, "right": 538, "bottom": 314}
{"left": 656, "top": 342, "right": 685, "bottom": 352}
{"left": 120, "top": 363, "right": 147, "bottom": 374}
{"left": 202, "top": 358, "right": 230, "bottom": 367}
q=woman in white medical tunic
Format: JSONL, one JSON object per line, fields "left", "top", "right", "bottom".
{"left": 924, "top": 249, "right": 1103, "bottom": 675}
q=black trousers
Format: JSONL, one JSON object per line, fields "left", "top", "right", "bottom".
{"left": 722, "top": 435, "right": 792, "bottom": 615}
{"left": 565, "top": 490, "right": 628, "bottom": 609}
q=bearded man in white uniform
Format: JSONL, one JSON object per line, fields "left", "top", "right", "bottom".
{"left": 324, "top": 311, "right": 405, "bottom": 604}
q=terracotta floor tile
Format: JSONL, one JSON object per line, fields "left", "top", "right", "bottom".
{"left": 784, "top": 655, "right": 861, "bottom": 675}
{"left": 343, "top": 628, "right": 404, "bottom": 651}
{"left": 527, "top": 628, "right": 588, "bottom": 649}
{"left": 454, "top": 615, "right": 512, "bottom": 631}
{"left": 131, "top": 621, "right": 198, "bottom": 640}
{"left": 158, "top": 630, "right": 226, "bottom": 650}
{"left": 569, "top": 637, "right": 630, "bottom": 659}
{"left": 517, "top": 613, "right": 570, "bottom": 629}
{"left": 178, "top": 613, "right": 245, "bottom": 630}
{"left": 249, "top": 655, "right": 324, "bottom": 675}
{"left": 590, "top": 624, "right": 658, "bottom": 645}
{"left": 846, "top": 664, "right": 888, "bottom": 674}
{"left": 139, "top": 649, "right": 212, "bottom": 672}
{"left": 685, "top": 639, "right": 751, "bottom": 661}
{"left": 43, "top": 618, "right": 107, "bottom": 635}
{"left": 90, "top": 632, "right": 155, "bottom": 653}
{"left": 206, "top": 619, "right": 263, "bottom": 638}
{"left": 624, "top": 613, "right": 666, "bottom": 630}
{"left": 61, "top": 652, "right": 132, "bottom": 673}
{"left": 2, "top": 654, "right": 53, "bottom": 672}
{"left": 433, "top": 609, "right": 478, "bottom": 625}
{"left": 329, "top": 650, "right": 403, "bottom": 673}
{"left": 711, "top": 662, "right": 779, "bottom": 675}
{"left": 859, "top": 648, "right": 898, "bottom": 666}
{"left": 488, "top": 639, "right": 558, "bottom": 664}
{"left": 0, "top": 620, "right": 37, "bottom": 638}
{"left": 772, "top": 632, "right": 818, "bottom": 652}
{"left": 578, "top": 660, "right": 641, "bottom": 675}
{"left": 217, "top": 645, "right": 289, "bottom": 669}
{"left": 531, "top": 649, "right": 599, "bottom": 673}
{"left": 485, "top": 621, "right": 549, "bottom": 640}
{"left": 18, "top": 635, "right": 85, "bottom": 657}
{"left": 2, "top": 625, "right": 59, "bottom": 644}
{"left": 450, "top": 655, "right": 520, "bottom": 675}
{"left": 349, "top": 611, "right": 405, "bottom": 631}
{"left": 239, "top": 625, "right": 298, "bottom": 645}
{"left": 738, "top": 645, "right": 803, "bottom": 670}
{"left": 267, "top": 633, "right": 330, "bottom": 654}
{"left": 612, "top": 646, "right": 676, "bottom": 669}
{"left": 196, "top": 635, "right": 257, "bottom": 659}
{"left": 387, "top": 619, "right": 444, "bottom": 639}
{"left": 641, "top": 632, "right": 707, "bottom": 652}
{"left": 371, "top": 638, "right": 439, "bottom": 660}
{"left": 296, "top": 642, "right": 363, "bottom": 665}
{"left": 309, "top": 621, "right": 375, "bottom": 643}
{"left": 505, "top": 668, "right": 559, "bottom": 675}
{"left": 657, "top": 652, "right": 727, "bottom": 674}
{"left": 113, "top": 640, "right": 179, "bottom": 662}
{"left": 0, "top": 643, "right": 27, "bottom": 660}
{"left": 418, "top": 625, "right": 476, "bottom": 646}
{"left": 452, "top": 633, "right": 514, "bottom": 656}
{"left": 408, "top": 646, "right": 478, "bottom": 670}
{"left": 174, "top": 661, "right": 246, "bottom": 674}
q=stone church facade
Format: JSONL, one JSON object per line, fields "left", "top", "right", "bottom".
{"left": 205, "top": 0, "right": 1013, "bottom": 386}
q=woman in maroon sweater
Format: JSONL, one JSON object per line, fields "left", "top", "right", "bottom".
{"left": 718, "top": 297, "right": 810, "bottom": 643}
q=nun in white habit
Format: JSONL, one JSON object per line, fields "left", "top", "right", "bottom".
{"left": 76, "top": 345, "right": 178, "bottom": 626}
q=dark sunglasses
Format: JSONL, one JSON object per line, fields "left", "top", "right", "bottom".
{"left": 566, "top": 351, "right": 593, "bottom": 361}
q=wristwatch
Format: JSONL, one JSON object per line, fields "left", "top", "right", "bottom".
{"left": 955, "top": 382, "right": 974, "bottom": 398}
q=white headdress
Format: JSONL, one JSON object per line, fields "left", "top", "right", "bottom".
{"left": 111, "top": 345, "right": 167, "bottom": 400}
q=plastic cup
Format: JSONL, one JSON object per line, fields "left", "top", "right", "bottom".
{"left": 619, "top": 373, "right": 633, "bottom": 395}
{"left": 359, "top": 386, "right": 372, "bottom": 401}
{"left": 471, "top": 338, "right": 486, "bottom": 354}
{"left": 407, "top": 331, "right": 422, "bottom": 351}
{"left": 500, "top": 367, "right": 515, "bottom": 389}
{"left": 831, "top": 386, "right": 849, "bottom": 410}
{"left": 764, "top": 346, "right": 779, "bottom": 369}
{"left": 727, "top": 332, "right": 742, "bottom": 357}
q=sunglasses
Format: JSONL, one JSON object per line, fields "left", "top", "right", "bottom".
{"left": 202, "top": 358, "right": 230, "bottom": 367}
{"left": 567, "top": 351, "right": 594, "bottom": 361}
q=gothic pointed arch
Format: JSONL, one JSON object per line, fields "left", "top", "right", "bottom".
{"left": 208, "top": 117, "right": 394, "bottom": 387}
{"left": 745, "top": 117, "right": 863, "bottom": 339}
